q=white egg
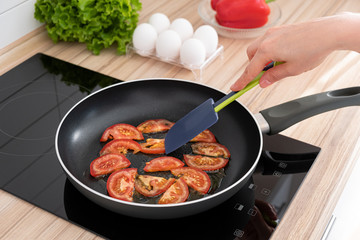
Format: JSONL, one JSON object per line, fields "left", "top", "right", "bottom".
{"left": 148, "top": 13, "right": 170, "bottom": 34}
{"left": 156, "top": 30, "right": 182, "bottom": 60}
{"left": 180, "top": 38, "right": 206, "bottom": 67}
{"left": 170, "top": 18, "right": 194, "bottom": 42}
{"left": 194, "top": 25, "right": 218, "bottom": 57}
{"left": 132, "top": 23, "right": 158, "bottom": 56}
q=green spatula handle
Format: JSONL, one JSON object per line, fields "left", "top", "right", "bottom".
{"left": 214, "top": 61, "right": 281, "bottom": 112}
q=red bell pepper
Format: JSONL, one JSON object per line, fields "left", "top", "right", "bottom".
{"left": 211, "top": 0, "right": 275, "bottom": 29}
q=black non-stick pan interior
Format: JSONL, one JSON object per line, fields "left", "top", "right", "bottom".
{"left": 57, "top": 79, "right": 262, "bottom": 198}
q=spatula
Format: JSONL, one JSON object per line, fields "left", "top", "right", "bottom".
{"left": 165, "top": 61, "right": 280, "bottom": 154}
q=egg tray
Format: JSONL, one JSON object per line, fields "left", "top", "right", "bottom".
{"left": 126, "top": 44, "right": 224, "bottom": 80}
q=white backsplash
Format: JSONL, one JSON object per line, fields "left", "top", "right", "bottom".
{"left": 0, "top": 0, "right": 42, "bottom": 49}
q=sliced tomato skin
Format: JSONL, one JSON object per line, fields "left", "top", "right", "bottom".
{"left": 135, "top": 175, "right": 175, "bottom": 197}
{"left": 140, "top": 138, "right": 166, "bottom": 154}
{"left": 100, "top": 139, "right": 141, "bottom": 155}
{"left": 100, "top": 123, "right": 144, "bottom": 142}
{"left": 191, "top": 142, "right": 231, "bottom": 158}
{"left": 137, "top": 119, "right": 174, "bottom": 133}
{"left": 107, "top": 168, "right": 137, "bottom": 202}
{"left": 158, "top": 178, "right": 189, "bottom": 204}
{"left": 171, "top": 167, "right": 211, "bottom": 194}
{"left": 144, "top": 156, "right": 184, "bottom": 172}
{"left": 184, "top": 154, "right": 229, "bottom": 171}
{"left": 90, "top": 153, "right": 131, "bottom": 177}
{"left": 190, "top": 129, "right": 216, "bottom": 143}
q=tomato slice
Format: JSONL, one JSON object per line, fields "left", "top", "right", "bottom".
{"left": 100, "top": 123, "right": 144, "bottom": 142}
{"left": 171, "top": 167, "right": 211, "bottom": 194}
{"left": 140, "top": 138, "right": 165, "bottom": 154}
{"left": 107, "top": 168, "right": 137, "bottom": 202}
{"left": 190, "top": 129, "right": 216, "bottom": 143}
{"left": 90, "top": 153, "right": 131, "bottom": 177}
{"left": 158, "top": 178, "right": 189, "bottom": 204}
{"left": 100, "top": 139, "right": 141, "bottom": 155}
{"left": 143, "top": 156, "right": 184, "bottom": 172}
{"left": 134, "top": 175, "right": 176, "bottom": 197}
{"left": 191, "top": 142, "right": 231, "bottom": 158}
{"left": 183, "top": 154, "right": 229, "bottom": 171}
{"left": 137, "top": 119, "right": 174, "bottom": 133}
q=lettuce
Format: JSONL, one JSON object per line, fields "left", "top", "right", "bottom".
{"left": 34, "top": 0, "right": 142, "bottom": 55}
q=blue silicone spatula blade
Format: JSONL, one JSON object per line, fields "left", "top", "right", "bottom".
{"left": 165, "top": 62, "right": 279, "bottom": 154}
{"left": 165, "top": 98, "right": 218, "bottom": 154}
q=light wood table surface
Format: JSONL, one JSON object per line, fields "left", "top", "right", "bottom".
{"left": 1, "top": 0, "right": 360, "bottom": 239}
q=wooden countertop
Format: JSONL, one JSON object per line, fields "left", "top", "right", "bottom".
{"left": 1, "top": 0, "right": 360, "bottom": 239}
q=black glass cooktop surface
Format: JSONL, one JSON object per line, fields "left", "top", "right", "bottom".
{"left": 0, "top": 54, "right": 320, "bottom": 240}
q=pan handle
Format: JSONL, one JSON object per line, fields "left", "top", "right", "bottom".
{"left": 259, "top": 87, "right": 360, "bottom": 135}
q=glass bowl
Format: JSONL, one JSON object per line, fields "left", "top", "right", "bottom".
{"left": 198, "top": 0, "right": 281, "bottom": 39}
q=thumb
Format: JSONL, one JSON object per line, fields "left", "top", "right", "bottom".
{"left": 259, "top": 63, "right": 290, "bottom": 88}
{"left": 231, "top": 57, "right": 270, "bottom": 91}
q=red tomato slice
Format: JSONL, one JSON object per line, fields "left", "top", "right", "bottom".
{"left": 100, "top": 139, "right": 141, "bottom": 155}
{"left": 158, "top": 178, "right": 189, "bottom": 204}
{"left": 107, "top": 168, "right": 137, "bottom": 202}
{"left": 140, "top": 138, "right": 165, "bottom": 154}
{"left": 137, "top": 119, "right": 174, "bottom": 133}
{"left": 191, "top": 142, "right": 231, "bottom": 158}
{"left": 184, "top": 154, "right": 229, "bottom": 171}
{"left": 144, "top": 156, "right": 184, "bottom": 172}
{"left": 90, "top": 153, "right": 131, "bottom": 177}
{"left": 171, "top": 167, "right": 211, "bottom": 194}
{"left": 134, "top": 175, "right": 175, "bottom": 197}
{"left": 100, "top": 123, "right": 144, "bottom": 142}
{"left": 190, "top": 129, "right": 216, "bottom": 143}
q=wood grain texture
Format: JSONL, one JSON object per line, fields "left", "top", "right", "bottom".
{"left": 1, "top": 0, "right": 360, "bottom": 239}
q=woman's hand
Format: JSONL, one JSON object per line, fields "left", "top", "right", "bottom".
{"left": 231, "top": 13, "right": 360, "bottom": 91}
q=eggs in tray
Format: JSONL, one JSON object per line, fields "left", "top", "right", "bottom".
{"left": 131, "top": 13, "right": 221, "bottom": 69}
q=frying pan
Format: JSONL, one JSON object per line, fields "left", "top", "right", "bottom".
{"left": 55, "top": 79, "right": 360, "bottom": 219}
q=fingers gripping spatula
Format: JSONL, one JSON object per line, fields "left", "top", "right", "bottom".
{"left": 165, "top": 61, "right": 280, "bottom": 154}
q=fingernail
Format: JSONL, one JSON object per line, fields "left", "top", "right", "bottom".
{"left": 260, "top": 79, "right": 272, "bottom": 88}
{"left": 230, "top": 82, "right": 240, "bottom": 91}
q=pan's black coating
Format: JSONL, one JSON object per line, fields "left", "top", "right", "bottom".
{"left": 56, "top": 79, "right": 261, "bottom": 218}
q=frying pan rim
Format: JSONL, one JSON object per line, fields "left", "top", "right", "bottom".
{"left": 55, "top": 78, "right": 263, "bottom": 208}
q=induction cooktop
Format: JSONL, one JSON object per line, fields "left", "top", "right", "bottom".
{"left": 0, "top": 54, "right": 320, "bottom": 240}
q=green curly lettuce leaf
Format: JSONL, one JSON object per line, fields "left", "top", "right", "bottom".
{"left": 34, "top": 0, "right": 142, "bottom": 55}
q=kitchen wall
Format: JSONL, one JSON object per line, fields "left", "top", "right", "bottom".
{"left": 0, "top": 0, "right": 42, "bottom": 49}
